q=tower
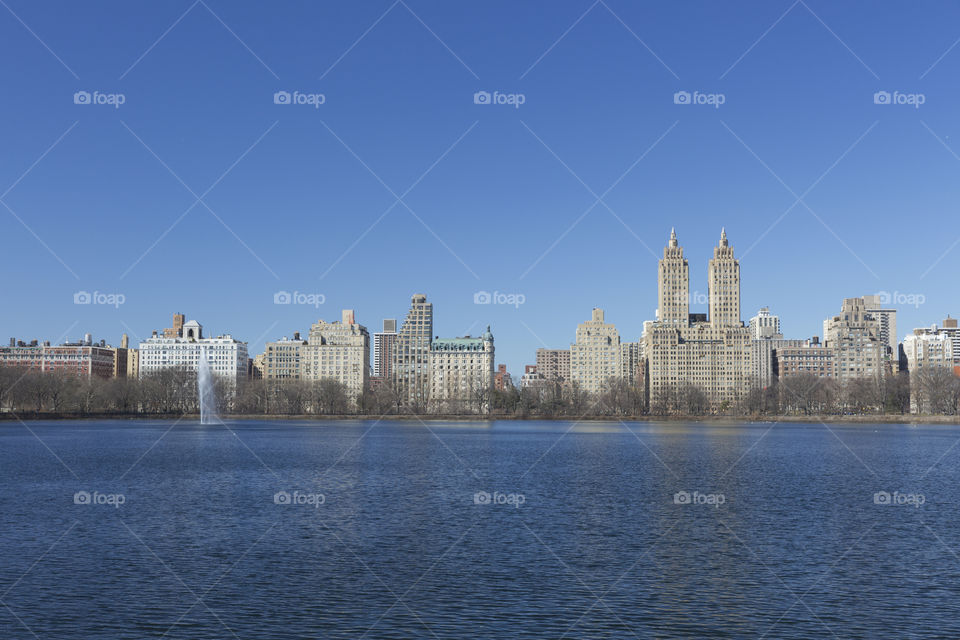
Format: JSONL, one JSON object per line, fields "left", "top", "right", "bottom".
{"left": 657, "top": 228, "right": 690, "bottom": 326}
{"left": 391, "top": 294, "right": 434, "bottom": 407}
{"left": 708, "top": 228, "right": 741, "bottom": 328}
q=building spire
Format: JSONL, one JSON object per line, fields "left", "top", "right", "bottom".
{"left": 669, "top": 227, "right": 678, "bottom": 248}
{"left": 720, "top": 227, "right": 728, "bottom": 247}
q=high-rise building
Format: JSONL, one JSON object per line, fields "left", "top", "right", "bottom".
{"left": 862, "top": 294, "right": 898, "bottom": 357}
{"left": 301, "top": 310, "right": 370, "bottom": 400}
{"left": 428, "top": 328, "right": 494, "bottom": 411}
{"left": 139, "top": 317, "right": 248, "bottom": 385}
{"left": 570, "top": 308, "right": 621, "bottom": 394}
{"left": 372, "top": 319, "right": 397, "bottom": 379}
{"left": 621, "top": 341, "right": 643, "bottom": 388}
{"left": 391, "top": 294, "right": 433, "bottom": 407}
{"left": 823, "top": 298, "right": 887, "bottom": 383}
{"left": 262, "top": 332, "right": 306, "bottom": 380}
{"left": 644, "top": 229, "right": 753, "bottom": 409}
{"left": 749, "top": 307, "right": 782, "bottom": 340}
{"left": 657, "top": 228, "right": 689, "bottom": 324}
{"left": 535, "top": 348, "right": 570, "bottom": 383}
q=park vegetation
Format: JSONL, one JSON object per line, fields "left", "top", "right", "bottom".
{"left": 1, "top": 365, "right": 959, "bottom": 419}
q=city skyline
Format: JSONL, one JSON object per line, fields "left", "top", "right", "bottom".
{"left": 5, "top": 225, "right": 952, "bottom": 379}
{"left": 3, "top": 1, "right": 960, "bottom": 377}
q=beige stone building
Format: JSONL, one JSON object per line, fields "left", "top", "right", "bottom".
{"left": 428, "top": 328, "right": 494, "bottom": 412}
{"left": 823, "top": 298, "right": 887, "bottom": 383}
{"left": 262, "top": 332, "right": 306, "bottom": 380}
{"left": 301, "top": 310, "right": 369, "bottom": 401}
{"left": 570, "top": 308, "right": 622, "bottom": 394}
{"left": 643, "top": 229, "right": 752, "bottom": 410}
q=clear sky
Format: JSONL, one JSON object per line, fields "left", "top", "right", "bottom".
{"left": 2, "top": 1, "right": 959, "bottom": 375}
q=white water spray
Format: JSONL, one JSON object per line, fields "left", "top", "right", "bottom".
{"left": 198, "top": 346, "right": 218, "bottom": 424}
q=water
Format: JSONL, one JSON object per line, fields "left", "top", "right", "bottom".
{"left": 2, "top": 419, "right": 960, "bottom": 639}
{"left": 197, "top": 347, "right": 217, "bottom": 425}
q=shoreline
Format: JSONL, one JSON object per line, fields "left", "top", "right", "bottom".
{"left": 2, "top": 412, "right": 958, "bottom": 425}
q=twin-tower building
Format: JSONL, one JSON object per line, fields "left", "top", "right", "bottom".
{"left": 643, "top": 228, "right": 753, "bottom": 408}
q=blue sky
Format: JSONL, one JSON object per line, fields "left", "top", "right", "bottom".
{"left": 2, "top": 0, "right": 959, "bottom": 375}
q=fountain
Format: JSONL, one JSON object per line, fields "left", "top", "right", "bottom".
{"left": 197, "top": 346, "right": 218, "bottom": 424}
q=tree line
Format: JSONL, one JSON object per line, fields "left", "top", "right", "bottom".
{"left": 1, "top": 366, "right": 959, "bottom": 418}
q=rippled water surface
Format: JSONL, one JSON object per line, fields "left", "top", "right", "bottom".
{"left": 3, "top": 419, "right": 960, "bottom": 639}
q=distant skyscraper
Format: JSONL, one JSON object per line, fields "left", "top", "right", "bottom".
{"left": 862, "top": 294, "right": 898, "bottom": 356}
{"left": 644, "top": 229, "right": 752, "bottom": 409}
{"left": 749, "top": 307, "right": 782, "bottom": 340}
{"left": 391, "top": 294, "right": 433, "bottom": 407}
{"left": 570, "top": 308, "right": 621, "bottom": 394}
{"left": 301, "top": 310, "right": 369, "bottom": 401}
{"left": 657, "top": 228, "right": 689, "bottom": 324}
{"left": 372, "top": 319, "right": 397, "bottom": 379}
{"left": 823, "top": 298, "right": 888, "bottom": 383}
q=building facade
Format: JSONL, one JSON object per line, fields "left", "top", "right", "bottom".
{"left": 428, "top": 328, "right": 494, "bottom": 411}
{"left": 570, "top": 308, "right": 621, "bottom": 394}
{"left": 138, "top": 316, "right": 248, "bottom": 384}
{"left": 823, "top": 298, "right": 888, "bottom": 384}
{"left": 262, "top": 333, "right": 306, "bottom": 380}
{"left": 535, "top": 348, "right": 570, "bottom": 383}
{"left": 390, "top": 294, "right": 433, "bottom": 408}
{"left": 372, "top": 319, "right": 398, "bottom": 379}
{"left": 301, "top": 310, "right": 370, "bottom": 400}
{"left": 643, "top": 229, "right": 752, "bottom": 410}
{"left": 749, "top": 307, "right": 782, "bottom": 340}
